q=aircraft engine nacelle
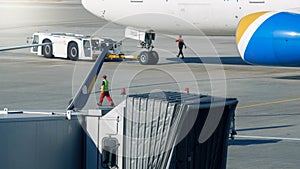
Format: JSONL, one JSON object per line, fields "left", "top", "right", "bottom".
{"left": 236, "top": 12, "right": 300, "bottom": 66}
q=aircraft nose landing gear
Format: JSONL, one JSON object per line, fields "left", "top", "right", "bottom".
{"left": 125, "top": 28, "right": 160, "bottom": 65}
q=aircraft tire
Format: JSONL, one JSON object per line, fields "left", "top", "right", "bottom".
{"left": 68, "top": 42, "right": 79, "bottom": 61}
{"left": 43, "top": 40, "right": 53, "bottom": 58}
{"left": 138, "top": 51, "right": 150, "bottom": 65}
{"left": 150, "top": 51, "right": 159, "bottom": 65}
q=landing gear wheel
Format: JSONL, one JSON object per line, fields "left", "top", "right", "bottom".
{"left": 138, "top": 51, "right": 150, "bottom": 65}
{"left": 150, "top": 51, "right": 159, "bottom": 65}
{"left": 138, "top": 51, "right": 159, "bottom": 65}
{"left": 43, "top": 41, "right": 53, "bottom": 58}
{"left": 68, "top": 42, "right": 79, "bottom": 61}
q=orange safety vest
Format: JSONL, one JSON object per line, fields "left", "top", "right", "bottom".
{"left": 176, "top": 38, "right": 184, "bottom": 47}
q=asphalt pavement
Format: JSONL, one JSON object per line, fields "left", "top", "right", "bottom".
{"left": 1, "top": 1, "right": 300, "bottom": 168}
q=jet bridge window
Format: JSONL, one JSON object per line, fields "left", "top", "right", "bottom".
{"left": 101, "top": 137, "right": 119, "bottom": 168}
{"left": 91, "top": 40, "right": 100, "bottom": 50}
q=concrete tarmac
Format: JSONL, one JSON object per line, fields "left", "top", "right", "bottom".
{"left": 1, "top": 1, "right": 300, "bottom": 169}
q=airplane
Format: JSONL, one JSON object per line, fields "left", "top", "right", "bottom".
{"left": 82, "top": 0, "right": 300, "bottom": 66}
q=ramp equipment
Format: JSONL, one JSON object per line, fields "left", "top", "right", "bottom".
{"left": 29, "top": 32, "right": 139, "bottom": 62}
{"left": 123, "top": 91, "right": 238, "bottom": 169}
{"left": 85, "top": 91, "right": 238, "bottom": 169}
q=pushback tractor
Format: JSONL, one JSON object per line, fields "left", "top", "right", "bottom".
{"left": 30, "top": 32, "right": 126, "bottom": 61}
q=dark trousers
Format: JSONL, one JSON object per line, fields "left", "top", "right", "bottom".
{"left": 177, "top": 47, "right": 184, "bottom": 58}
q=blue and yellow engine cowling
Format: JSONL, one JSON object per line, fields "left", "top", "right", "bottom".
{"left": 237, "top": 12, "right": 300, "bottom": 66}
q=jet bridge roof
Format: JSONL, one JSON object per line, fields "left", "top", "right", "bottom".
{"left": 128, "top": 91, "right": 237, "bottom": 106}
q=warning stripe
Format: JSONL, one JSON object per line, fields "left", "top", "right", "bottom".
{"left": 236, "top": 12, "right": 278, "bottom": 59}
{"left": 236, "top": 11, "right": 268, "bottom": 44}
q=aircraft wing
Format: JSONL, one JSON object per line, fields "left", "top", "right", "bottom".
{"left": 66, "top": 45, "right": 111, "bottom": 111}
{"left": 0, "top": 43, "right": 51, "bottom": 52}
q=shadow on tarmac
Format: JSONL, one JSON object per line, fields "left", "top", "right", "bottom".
{"left": 229, "top": 125, "right": 293, "bottom": 146}
{"left": 229, "top": 139, "right": 281, "bottom": 146}
{"left": 274, "top": 75, "right": 300, "bottom": 80}
{"left": 165, "top": 56, "right": 249, "bottom": 65}
{"left": 236, "top": 125, "right": 294, "bottom": 132}
{"left": 238, "top": 113, "right": 300, "bottom": 117}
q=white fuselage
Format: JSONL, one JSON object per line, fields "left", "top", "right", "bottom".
{"left": 82, "top": 0, "right": 300, "bottom": 35}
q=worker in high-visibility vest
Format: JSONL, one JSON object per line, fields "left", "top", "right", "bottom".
{"left": 98, "top": 75, "right": 115, "bottom": 106}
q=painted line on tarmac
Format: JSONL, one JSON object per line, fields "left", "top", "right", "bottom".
{"left": 237, "top": 98, "right": 300, "bottom": 109}
{"left": 236, "top": 135, "right": 300, "bottom": 142}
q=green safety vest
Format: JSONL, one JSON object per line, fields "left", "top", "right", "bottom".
{"left": 102, "top": 79, "right": 109, "bottom": 92}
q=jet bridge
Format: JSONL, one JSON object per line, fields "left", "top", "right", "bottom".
{"left": 0, "top": 91, "right": 237, "bottom": 169}
{"left": 84, "top": 91, "right": 238, "bottom": 169}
